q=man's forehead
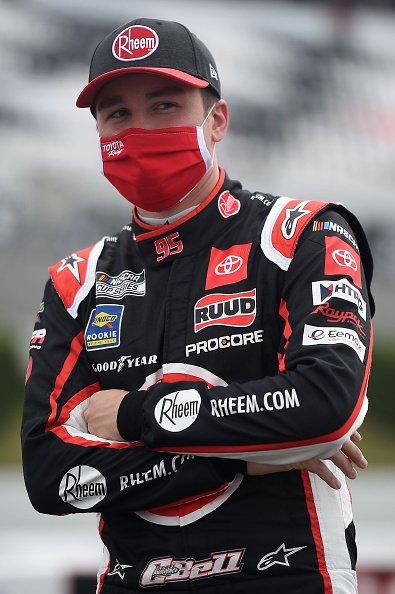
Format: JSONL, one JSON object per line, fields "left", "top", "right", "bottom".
{"left": 97, "top": 74, "right": 191, "bottom": 100}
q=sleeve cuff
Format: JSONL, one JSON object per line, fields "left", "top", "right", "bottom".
{"left": 117, "top": 390, "right": 146, "bottom": 441}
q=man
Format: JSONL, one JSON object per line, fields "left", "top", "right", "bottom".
{"left": 22, "top": 17, "right": 374, "bottom": 594}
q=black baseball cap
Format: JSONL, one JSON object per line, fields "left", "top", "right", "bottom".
{"left": 76, "top": 17, "right": 221, "bottom": 109}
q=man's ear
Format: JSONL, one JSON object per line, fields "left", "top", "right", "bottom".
{"left": 211, "top": 99, "right": 229, "bottom": 143}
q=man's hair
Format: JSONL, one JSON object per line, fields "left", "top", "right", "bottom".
{"left": 201, "top": 87, "right": 219, "bottom": 114}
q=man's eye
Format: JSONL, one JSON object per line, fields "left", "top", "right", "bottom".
{"left": 155, "top": 102, "right": 176, "bottom": 110}
{"left": 110, "top": 108, "right": 129, "bottom": 119}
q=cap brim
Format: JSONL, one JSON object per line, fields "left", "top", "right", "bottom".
{"left": 76, "top": 67, "right": 209, "bottom": 108}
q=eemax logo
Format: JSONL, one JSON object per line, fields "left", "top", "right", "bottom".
{"left": 154, "top": 390, "right": 201, "bottom": 433}
{"left": 112, "top": 25, "right": 159, "bottom": 62}
{"left": 59, "top": 465, "right": 107, "bottom": 509}
{"left": 194, "top": 289, "right": 256, "bottom": 332}
{"left": 302, "top": 324, "right": 366, "bottom": 362}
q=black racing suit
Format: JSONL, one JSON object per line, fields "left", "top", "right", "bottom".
{"left": 22, "top": 168, "right": 374, "bottom": 593}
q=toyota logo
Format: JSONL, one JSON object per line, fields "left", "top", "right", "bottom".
{"left": 332, "top": 249, "right": 357, "bottom": 271}
{"left": 215, "top": 255, "right": 243, "bottom": 275}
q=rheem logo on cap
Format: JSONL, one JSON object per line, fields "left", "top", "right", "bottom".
{"left": 112, "top": 25, "right": 159, "bottom": 62}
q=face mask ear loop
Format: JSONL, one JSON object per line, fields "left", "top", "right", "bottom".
{"left": 97, "top": 136, "right": 104, "bottom": 175}
{"left": 200, "top": 102, "right": 217, "bottom": 128}
{"left": 196, "top": 103, "right": 217, "bottom": 171}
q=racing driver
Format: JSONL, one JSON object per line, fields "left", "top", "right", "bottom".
{"left": 22, "top": 17, "right": 375, "bottom": 594}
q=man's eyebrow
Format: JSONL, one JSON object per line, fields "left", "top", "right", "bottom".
{"left": 96, "top": 86, "right": 186, "bottom": 113}
{"left": 96, "top": 96, "right": 124, "bottom": 113}
{"left": 145, "top": 86, "right": 187, "bottom": 99}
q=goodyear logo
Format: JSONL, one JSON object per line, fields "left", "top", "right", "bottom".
{"left": 85, "top": 304, "right": 124, "bottom": 351}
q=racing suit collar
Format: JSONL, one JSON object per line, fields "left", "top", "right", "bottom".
{"left": 131, "top": 167, "right": 244, "bottom": 268}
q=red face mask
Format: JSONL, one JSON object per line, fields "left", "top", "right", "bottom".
{"left": 99, "top": 111, "right": 214, "bottom": 212}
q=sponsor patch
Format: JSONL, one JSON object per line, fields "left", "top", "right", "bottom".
{"left": 281, "top": 201, "right": 312, "bottom": 239}
{"left": 205, "top": 244, "right": 252, "bottom": 290}
{"left": 140, "top": 549, "right": 244, "bottom": 587}
{"left": 186, "top": 329, "right": 264, "bottom": 357}
{"left": 257, "top": 543, "right": 306, "bottom": 571}
{"left": 250, "top": 193, "right": 274, "bottom": 207}
{"left": 311, "top": 303, "right": 365, "bottom": 336}
{"left": 120, "top": 454, "right": 193, "bottom": 491}
{"left": 59, "top": 465, "right": 107, "bottom": 509}
{"left": 154, "top": 389, "right": 201, "bottom": 432}
{"left": 311, "top": 278, "right": 366, "bottom": 320}
{"left": 85, "top": 304, "right": 124, "bottom": 351}
{"left": 101, "top": 139, "right": 124, "bottom": 158}
{"left": 30, "top": 328, "right": 46, "bottom": 350}
{"left": 218, "top": 191, "right": 241, "bottom": 218}
{"left": 302, "top": 324, "right": 366, "bottom": 362}
{"left": 312, "top": 220, "right": 359, "bottom": 251}
{"left": 108, "top": 560, "right": 133, "bottom": 580}
{"left": 92, "top": 353, "right": 157, "bottom": 373}
{"left": 210, "top": 388, "right": 300, "bottom": 418}
{"left": 324, "top": 236, "right": 362, "bottom": 288}
{"left": 96, "top": 269, "right": 145, "bottom": 299}
{"left": 57, "top": 253, "right": 85, "bottom": 283}
{"left": 112, "top": 25, "right": 159, "bottom": 62}
{"left": 194, "top": 289, "right": 256, "bottom": 332}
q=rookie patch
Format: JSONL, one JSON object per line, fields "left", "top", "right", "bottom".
{"left": 85, "top": 304, "right": 124, "bottom": 351}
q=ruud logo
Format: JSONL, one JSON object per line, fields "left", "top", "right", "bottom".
{"left": 194, "top": 289, "right": 256, "bottom": 332}
{"left": 154, "top": 390, "right": 201, "bottom": 432}
{"left": 59, "top": 465, "right": 107, "bottom": 509}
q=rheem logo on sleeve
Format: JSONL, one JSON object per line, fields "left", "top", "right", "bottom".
{"left": 155, "top": 390, "right": 201, "bottom": 432}
{"left": 59, "top": 465, "right": 107, "bottom": 509}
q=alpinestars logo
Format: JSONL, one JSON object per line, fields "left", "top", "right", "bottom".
{"left": 194, "top": 289, "right": 256, "bottom": 332}
{"left": 257, "top": 543, "right": 306, "bottom": 571}
{"left": 281, "top": 201, "right": 311, "bottom": 239}
{"left": 140, "top": 549, "right": 244, "bottom": 587}
{"left": 108, "top": 559, "right": 133, "bottom": 580}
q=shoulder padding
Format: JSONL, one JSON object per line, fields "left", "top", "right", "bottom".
{"left": 260, "top": 197, "right": 329, "bottom": 271}
{"left": 49, "top": 238, "right": 106, "bottom": 318}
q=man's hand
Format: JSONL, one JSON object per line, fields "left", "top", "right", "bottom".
{"left": 247, "top": 431, "right": 368, "bottom": 489}
{"left": 84, "top": 389, "right": 129, "bottom": 441}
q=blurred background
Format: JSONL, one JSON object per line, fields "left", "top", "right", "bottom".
{"left": 0, "top": 0, "right": 394, "bottom": 592}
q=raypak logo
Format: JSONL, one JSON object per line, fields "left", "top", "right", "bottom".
{"left": 155, "top": 390, "right": 201, "bottom": 432}
{"left": 302, "top": 324, "right": 366, "bottom": 362}
{"left": 112, "top": 25, "right": 159, "bottom": 61}
{"left": 194, "top": 289, "right": 256, "bottom": 332}
{"left": 59, "top": 465, "right": 107, "bottom": 509}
